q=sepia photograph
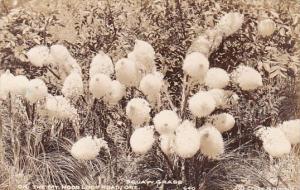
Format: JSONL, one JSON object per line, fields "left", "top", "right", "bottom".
{"left": 0, "top": 0, "right": 300, "bottom": 189}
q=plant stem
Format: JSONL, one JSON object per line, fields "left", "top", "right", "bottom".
{"left": 127, "top": 121, "right": 132, "bottom": 151}
{"left": 162, "top": 85, "right": 176, "bottom": 111}
{"left": 43, "top": 18, "right": 51, "bottom": 45}
{"left": 194, "top": 155, "right": 200, "bottom": 188}
{"left": 158, "top": 146, "right": 175, "bottom": 177}
{"left": 180, "top": 75, "right": 190, "bottom": 118}
{"left": 46, "top": 66, "right": 61, "bottom": 80}
{"left": 0, "top": 114, "right": 3, "bottom": 163}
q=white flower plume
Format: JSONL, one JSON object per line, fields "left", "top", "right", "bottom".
{"left": 182, "top": 52, "right": 209, "bottom": 83}
{"left": 205, "top": 29, "right": 224, "bottom": 52}
{"left": 208, "top": 89, "right": 227, "bottom": 108}
{"left": 160, "top": 134, "right": 175, "bottom": 155}
{"left": 62, "top": 71, "right": 83, "bottom": 100}
{"left": 45, "top": 95, "right": 77, "bottom": 119}
{"left": 49, "top": 44, "right": 81, "bottom": 78}
{"left": 205, "top": 68, "right": 230, "bottom": 89}
{"left": 232, "top": 66, "right": 263, "bottom": 91}
{"left": 153, "top": 110, "right": 180, "bottom": 135}
{"left": 90, "top": 51, "right": 114, "bottom": 77}
{"left": 257, "top": 19, "right": 276, "bottom": 37}
{"left": 11, "top": 75, "right": 29, "bottom": 96}
{"left": 27, "top": 45, "right": 50, "bottom": 67}
{"left": 188, "top": 35, "right": 210, "bottom": 56}
{"left": 199, "top": 126, "right": 225, "bottom": 159}
{"left": 115, "top": 58, "right": 140, "bottom": 87}
{"left": 174, "top": 120, "right": 200, "bottom": 158}
{"left": 139, "top": 71, "right": 164, "bottom": 102}
{"left": 257, "top": 127, "right": 291, "bottom": 157}
{"left": 188, "top": 91, "right": 216, "bottom": 118}
{"left": 217, "top": 12, "right": 244, "bottom": 37}
{"left": 89, "top": 73, "right": 112, "bottom": 99}
{"left": 128, "top": 40, "right": 156, "bottom": 73}
{"left": 126, "top": 98, "right": 151, "bottom": 126}
{"left": 71, "top": 136, "right": 106, "bottom": 160}
{"left": 104, "top": 80, "right": 126, "bottom": 105}
{"left": 50, "top": 44, "right": 71, "bottom": 65}
{"left": 25, "top": 78, "right": 48, "bottom": 104}
{"left": 130, "top": 126, "right": 155, "bottom": 154}
{"left": 278, "top": 119, "right": 300, "bottom": 145}
{"left": 0, "top": 70, "right": 15, "bottom": 99}
{"left": 211, "top": 113, "right": 235, "bottom": 133}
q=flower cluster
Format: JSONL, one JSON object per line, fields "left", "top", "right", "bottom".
{"left": 27, "top": 44, "right": 81, "bottom": 79}
{"left": 174, "top": 120, "right": 200, "bottom": 158}
{"left": 128, "top": 107, "right": 226, "bottom": 159}
{"left": 44, "top": 95, "right": 77, "bottom": 119}
{"left": 0, "top": 45, "right": 84, "bottom": 122}
{"left": 0, "top": 70, "right": 47, "bottom": 103}
{"left": 182, "top": 52, "right": 209, "bottom": 83}
{"left": 256, "top": 120, "right": 300, "bottom": 157}
{"left": 71, "top": 136, "right": 107, "bottom": 161}
{"left": 257, "top": 19, "right": 276, "bottom": 37}
{"left": 62, "top": 71, "right": 83, "bottom": 100}
{"left": 89, "top": 51, "right": 114, "bottom": 77}
{"left": 216, "top": 12, "right": 244, "bottom": 37}
{"left": 126, "top": 98, "right": 151, "bottom": 127}
{"left": 199, "top": 126, "right": 225, "bottom": 159}
{"left": 130, "top": 126, "right": 155, "bottom": 154}
{"left": 3, "top": 11, "right": 293, "bottom": 169}
{"left": 124, "top": 14, "right": 250, "bottom": 159}
{"left": 256, "top": 127, "right": 291, "bottom": 157}
{"left": 231, "top": 66, "right": 263, "bottom": 91}
{"left": 139, "top": 71, "right": 164, "bottom": 103}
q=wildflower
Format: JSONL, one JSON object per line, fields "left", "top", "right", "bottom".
{"left": 174, "top": 120, "right": 200, "bottom": 158}
{"left": 71, "top": 136, "right": 106, "bottom": 160}
{"left": 45, "top": 95, "right": 77, "bottom": 119}
{"left": 62, "top": 71, "right": 83, "bottom": 100}
{"left": 278, "top": 120, "right": 300, "bottom": 145}
{"left": 128, "top": 40, "right": 156, "bottom": 73}
{"left": 160, "top": 134, "right": 175, "bottom": 155}
{"left": 27, "top": 45, "right": 50, "bottom": 67}
{"left": 115, "top": 58, "right": 140, "bottom": 87}
{"left": 90, "top": 51, "right": 114, "bottom": 77}
{"left": 208, "top": 88, "right": 227, "bottom": 108}
{"left": 62, "top": 56, "right": 82, "bottom": 75}
{"left": 0, "top": 70, "right": 14, "bottom": 99}
{"left": 211, "top": 113, "right": 235, "bottom": 133}
{"left": 126, "top": 98, "right": 151, "bottom": 126}
{"left": 25, "top": 79, "right": 48, "bottom": 104}
{"left": 188, "top": 35, "right": 210, "bottom": 56}
{"left": 188, "top": 91, "right": 216, "bottom": 118}
{"left": 49, "top": 44, "right": 71, "bottom": 65}
{"left": 205, "top": 29, "right": 223, "bottom": 52}
{"left": 49, "top": 44, "right": 81, "bottom": 78}
{"left": 257, "top": 127, "right": 291, "bottom": 157}
{"left": 11, "top": 75, "right": 29, "bottom": 96}
{"left": 89, "top": 73, "right": 112, "bottom": 99}
{"left": 139, "top": 71, "right": 164, "bottom": 102}
{"left": 104, "top": 80, "right": 126, "bottom": 105}
{"left": 182, "top": 52, "right": 209, "bottom": 83}
{"left": 257, "top": 19, "right": 276, "bottom": 37}
{"left": 232, "top": 66, "right": 263, "bottom": 91}
{"left": 205, "top": 68, "right": 230, "bottom": 89}
{"left": 199, "top": 126, "right": 225, "bottom": 159}
{"left": 217, "top": 12, "right": 244, "bottom": 37}
{"left": 130, "top": 126, "right": 155, "bottom": 154}
{"left": 153, "top": 110, "right": 180, "bottom": 135}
